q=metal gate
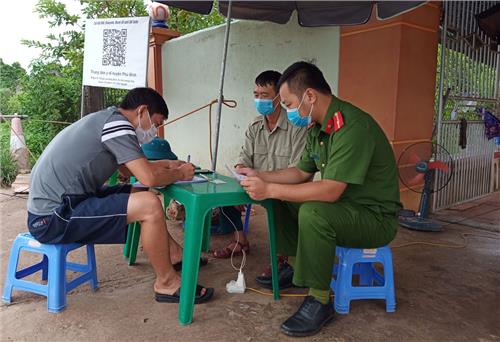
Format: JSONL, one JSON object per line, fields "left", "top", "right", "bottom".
{"left": 433, "top": 1, "right": 499, "bottom": 211}
{"left": 434, "top": 121, "right": 496, "bottom": 209}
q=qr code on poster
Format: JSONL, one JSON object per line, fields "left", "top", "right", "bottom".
{"left": 102, "top": 29, "right": 127, "bottom": 66}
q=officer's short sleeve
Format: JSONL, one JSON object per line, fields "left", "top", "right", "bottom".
{"left": 323, "top": 121, "right": 375, "bottom": 185}
{"left": 296, "top": 131, "right": 318, "bottom": 173}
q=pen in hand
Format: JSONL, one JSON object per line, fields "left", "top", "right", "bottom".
{"left": 187, "top": 155, "right": 191, "bottom": 163}
{"left": 198, "top": 173, "right": 210, "bottom": 181}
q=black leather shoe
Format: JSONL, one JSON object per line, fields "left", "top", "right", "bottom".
{"left": 280, "top": 296, "right": 334, "bottom": 337}
{"left": 255, "top": 262, "right": 294, "bottom": 290}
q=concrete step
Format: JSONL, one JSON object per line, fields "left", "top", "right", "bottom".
{"left": 11, "top": 173, "right": 30, "bottom": 194}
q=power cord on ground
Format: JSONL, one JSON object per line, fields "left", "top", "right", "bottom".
{"left": 220, "top": 207, "right": 247, "bottom": 294}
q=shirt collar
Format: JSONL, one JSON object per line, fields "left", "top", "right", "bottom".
{"left": 275, "top": 109, "right": 288, "bottom": 131}
{"left": 258, "top": 109, "right": 288, "bottom": 132}
{"left": 311, "top": 95, "right": 341, "bottom": 136}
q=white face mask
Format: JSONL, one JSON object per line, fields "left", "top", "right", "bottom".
{"left": 135, "top": 109, "right": 157, "bottom": 145}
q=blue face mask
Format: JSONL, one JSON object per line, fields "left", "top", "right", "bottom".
{"left": 285, "top": 94, "right": 313, "bottom": 127}
{"left": 254, "top": 95, "right": 278, "bottom": 116}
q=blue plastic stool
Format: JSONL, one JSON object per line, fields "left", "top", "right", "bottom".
{"left": 331, "top": 245, "right": 395, "bottom": 314}
{"left": 2, "top": 233, "right": 98, "bottom": 313}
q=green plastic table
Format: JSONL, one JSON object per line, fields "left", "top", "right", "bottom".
{"left": 159, "top": 173, "right": 280, "bottom": 325}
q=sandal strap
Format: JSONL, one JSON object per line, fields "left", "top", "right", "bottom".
{"left": 233, "top": 240, "right": 246, "bottom": 249}
{"left": 212, "top": 240, "right": 249, "bottom": 258}
{"left": 260, "top": 256, "right": 288, "bottom": 277}
{"left": 174, "top": 284, "right": 205, "bottom": 297}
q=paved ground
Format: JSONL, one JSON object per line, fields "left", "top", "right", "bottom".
{"left": 432, "top": 192, "right": 500, "bottom": 233}
{"left": 0, "top": 188, "right": 499, "bottom": 342}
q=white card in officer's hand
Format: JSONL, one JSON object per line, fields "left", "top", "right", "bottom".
{"left": 225, "top": 164, "right": 247, "bottom": 181}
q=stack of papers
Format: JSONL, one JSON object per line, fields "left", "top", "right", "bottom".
{"left": 132, "top": 175, "right": 208, "bottom": 188}
{"left": 174, "top": 176, "right": 208, "bottom": 184}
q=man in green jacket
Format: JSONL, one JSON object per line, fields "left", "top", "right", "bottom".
{"left": 239, "top": 62, "right": 402, "bottom": 337}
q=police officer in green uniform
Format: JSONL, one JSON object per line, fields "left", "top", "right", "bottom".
{"left": 239, "top": 61, "right": 402, "bottom": 337}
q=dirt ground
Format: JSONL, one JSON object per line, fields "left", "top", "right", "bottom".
{"left": 0, "top": 189, "right": 499, "bottom": 342}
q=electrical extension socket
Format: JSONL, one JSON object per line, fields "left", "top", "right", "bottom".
{"left": 226, "top": 270, "right": 246, "bottom": 294}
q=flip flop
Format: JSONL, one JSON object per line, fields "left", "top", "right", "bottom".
{"left": 155, "top": 285, "right": 214, "bottom": 304}
{"left": 173, "top": 257, "right": 208, "bottom": 272}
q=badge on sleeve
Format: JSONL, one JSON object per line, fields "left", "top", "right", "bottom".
{"left": 325, "top": 111, "right": 344, "bottom": 134}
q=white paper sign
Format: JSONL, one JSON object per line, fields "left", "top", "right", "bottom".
{"left": 82, "top": 17, "right": 150, "bottom": 89}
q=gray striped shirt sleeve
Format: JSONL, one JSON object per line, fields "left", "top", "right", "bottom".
{"left": 101, "top": 116, "right": 145, "bottom": 164}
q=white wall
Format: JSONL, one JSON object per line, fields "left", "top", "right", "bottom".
{"left": 162, "top": 15, "right": 340, "bottom": 171}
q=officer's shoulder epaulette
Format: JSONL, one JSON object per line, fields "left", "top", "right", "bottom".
{"left": 324, "top": 111, "right": 345, "bottom": 135}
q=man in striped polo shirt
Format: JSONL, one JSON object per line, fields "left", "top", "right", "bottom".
{"left": 27, "top": 87, "right": 213, "bottom": 304}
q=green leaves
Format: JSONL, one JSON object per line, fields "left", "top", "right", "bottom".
{"left": 3, "top": 0, "right": 225, "bottom": 169}
{"left": 0, "top": 149, "right": 18, "bottom": 187}
{"left": 36, "top": 0, "right": 80, "bottom": 27}
{"left": 0, "top": 59, "right": 27, "bottom": 115}
{"left": 0, "top": 59, "right": 26, "bottom": 90}
{"left": 81, "top": 0, "right": 147, "bottom": 19}
{"left": 168, "top": 3, "right": 225, "bottom": 34}
{"left": 0, "top": 123, "right": 18, "bottom": 187}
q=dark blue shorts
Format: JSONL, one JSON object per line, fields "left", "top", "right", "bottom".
{"left": 27, "top": 184, "right": 132, "bottom": 244}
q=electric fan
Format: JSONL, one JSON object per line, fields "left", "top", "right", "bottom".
{"left": 398, "top": 142, "right": 453, "bottom": 232}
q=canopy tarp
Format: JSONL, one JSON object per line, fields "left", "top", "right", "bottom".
{"left": 161, "top": 1, "right": 426, "bottom": 26}
{"left": 158, "top": 0, "right": 428, "bottom": 170}
{"left": 476, "top": 3, "right": 500, "bottom": 45}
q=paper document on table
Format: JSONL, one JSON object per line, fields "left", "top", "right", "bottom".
{"left": 174, "top": 176, "right": 208, "bottom": 184}
{"left": 132, "top": 182, "right": 149, "bottom": 188}
{"left": 133, "top": 176, "right": 207, "bottom": 188}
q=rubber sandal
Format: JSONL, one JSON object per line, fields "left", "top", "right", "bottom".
{"left": 212, "top": 241, "right": 250, "bottom": 259}
{"left": 155, "top": 284, "right": 214, "bottom": 304}
{"left": 260, "top": 256, "right": 288, "bottom": 277}
{"left": 173, "top": 257, "right": 208, "bottom": 272}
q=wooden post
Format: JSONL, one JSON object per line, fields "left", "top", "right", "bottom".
{"left": 81, "top": 86, "right": 105, "bottom": 117}
{"left": 148, "top": 27, "right": 181, "bottom": 137}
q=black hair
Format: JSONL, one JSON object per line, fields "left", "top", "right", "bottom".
{"left": 255, "top": 70, "right": 282, "bottom": 93}
{"left": 119, "top": 87, "right": 169, "bottom": 118}
{"left": 278, "top": 61, "right": 332, "bottom": 96}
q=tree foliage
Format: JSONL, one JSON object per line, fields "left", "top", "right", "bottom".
{"left": 0, "top": 59, "right": 26, "bottom": 90}
{"left": 0, "top": 59, "right": 27, "bottom": 114}
{"left": 168, "top": 4, "right": 225, "bottom": 34}
{"left": 435, "top": 44, "right": 497, "bottom": 122}
{"left": 22, "top": 0, "right": 225, "bottom": 68}
{"left": 2, "top": 0, "right": 225, "bottom": 168}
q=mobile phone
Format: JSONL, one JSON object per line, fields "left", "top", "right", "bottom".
{"left": 225, "top": 164, "right": 247, "bottom": 181}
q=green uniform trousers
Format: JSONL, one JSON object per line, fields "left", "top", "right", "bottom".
{"left": 273, "top": 200, "right": 398, "bottom": 290}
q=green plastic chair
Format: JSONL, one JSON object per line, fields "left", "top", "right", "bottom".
{"left": 106, "top": 171, "right": 141, "bottom": 265}
{"left": 123, "top": 175, "right": 173, "bottom": 265}
{"left": 123, "top": 222, "right": 141, "bottom": 265}
{"left": 123, "top": 176, "right": 141, "bottom": 265}
{"left": 123, "top": 136, "right": 178, "bottom": 265}
{"left": 108, "top": 171, "right": 119, "bottom": 186}
{"left": 107, "top": 171, "right": 140, "bottom": 265}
